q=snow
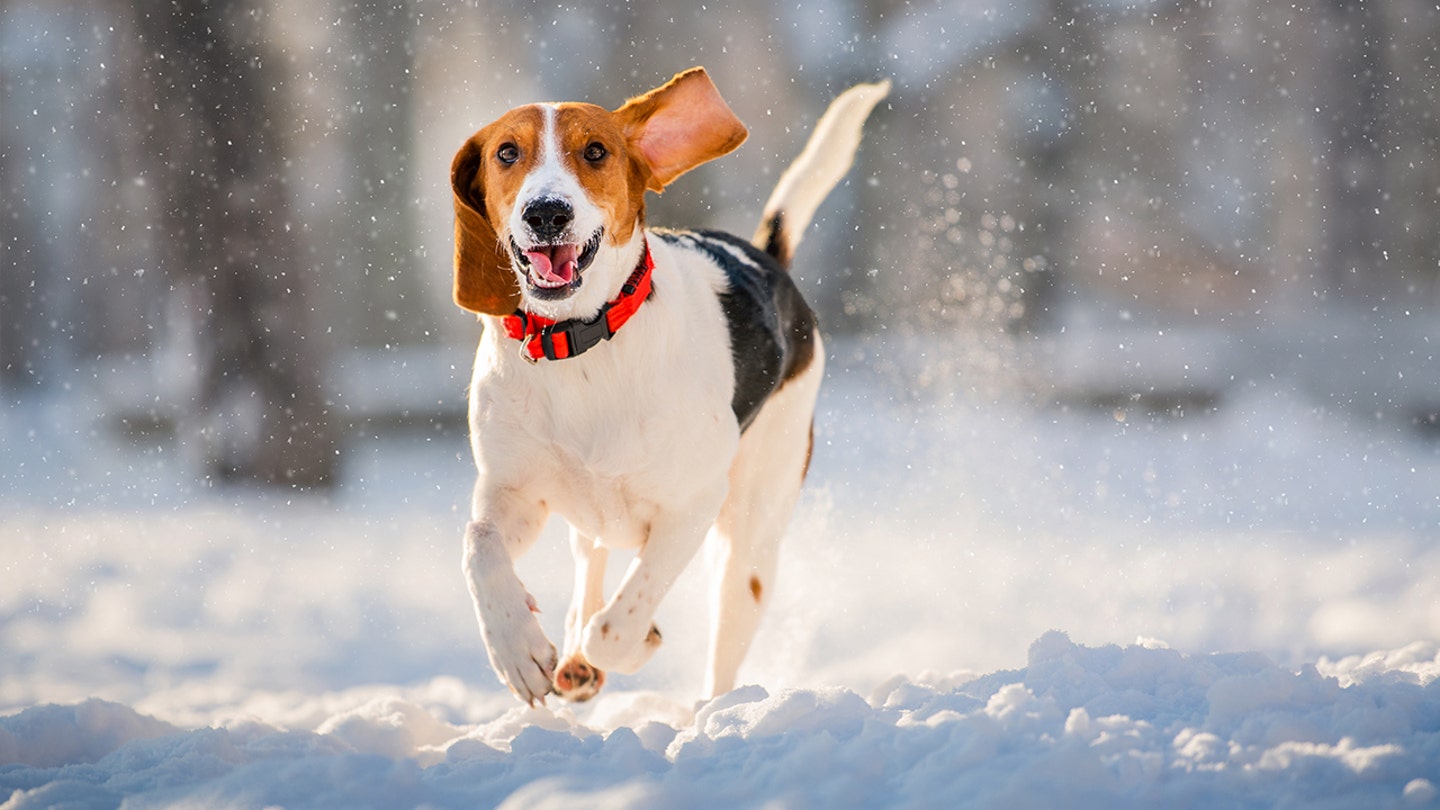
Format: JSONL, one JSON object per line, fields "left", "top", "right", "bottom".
{"left": 2, "top": 637, "right": 1437, "bottom": 808}
{"left": 3, "top": 341, "right": 1440, "bottom": 808}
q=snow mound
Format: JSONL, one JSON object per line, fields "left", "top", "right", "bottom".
{"left": 3, "top": 633, "right": 1437, "bottom": 809}
{"left": 0, "top": 699, "right": 178, "bottom": 768}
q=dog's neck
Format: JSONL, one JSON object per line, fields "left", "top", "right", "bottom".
{"left": 501, "top": 238, "right": 654, "bottom": 363}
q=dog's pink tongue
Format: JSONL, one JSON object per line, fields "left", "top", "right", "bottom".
{"left": 525, "top": 244, "right": 579, "bottom": 288}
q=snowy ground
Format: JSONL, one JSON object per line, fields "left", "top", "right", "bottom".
{"left": 3, "top": 332, "right": 1439, "bottom": 808}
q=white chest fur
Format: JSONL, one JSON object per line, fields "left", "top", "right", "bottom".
{"left": 467, "top": 242, "right": 738, "bottom": 548}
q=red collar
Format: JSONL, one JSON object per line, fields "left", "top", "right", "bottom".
{"left": 501, "top": 241, "right": 654, "bottom": 362}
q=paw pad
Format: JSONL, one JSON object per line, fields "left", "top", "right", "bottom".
{"left": 554, "top": 656, "right": 605, "bottom": 702}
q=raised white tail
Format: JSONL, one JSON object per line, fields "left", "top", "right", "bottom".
{"left": 753, "top": 78, "right": 891, "bottom": 267}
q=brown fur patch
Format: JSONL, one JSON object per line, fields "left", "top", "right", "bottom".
{"left": 451, "top": 106, "right": 549, "bottom": 315}
{"left": 472, "top": 105, "right": 546, "bottom": 231}
{"left": 749, "top": 575, "right": 763, "bottom": 603}
{"left": 780, "top": 300, "right": 817, "bottom": 385}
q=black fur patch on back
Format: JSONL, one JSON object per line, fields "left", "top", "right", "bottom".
{"left": 655, "top": 228, "right": 817, "bottom": 431}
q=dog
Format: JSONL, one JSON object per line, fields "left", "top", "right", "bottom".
{"left": 450, "top": 68, "right": 888, "bottom": 705}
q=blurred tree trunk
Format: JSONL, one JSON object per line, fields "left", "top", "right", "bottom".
{"left": 1321, "top": 0, "right": 1387, "bottom": 304}
{"left": 1376, "top": 0, "right": 1440, "bottom": 299}
{"left": 0, "top": 121, "right": 42, "bottom": 388}
{"left": 336, "top": 0, "right": 434, "bottom": 347}
{"left": 134, "top": 0, "right": 336, "bottom": 487}
{"left": 1004, "top": 0, "right": 1100, "bottom": 333}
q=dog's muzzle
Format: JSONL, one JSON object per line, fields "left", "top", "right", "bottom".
{"left": 512, "top": 221, "right": 604, "bottom": 300}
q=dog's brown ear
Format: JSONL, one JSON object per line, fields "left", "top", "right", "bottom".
{"left": 615, "top": 67, "right": 748, "bottom": 193}
{"left": 451, "top": 136, "right": 521, "bottom": 315}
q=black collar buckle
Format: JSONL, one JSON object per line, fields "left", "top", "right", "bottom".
{"left": 540, "top": 304, "right": 615, "bottom": 360}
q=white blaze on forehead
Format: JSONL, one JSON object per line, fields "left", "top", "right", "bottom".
{"left": 539, "top": 104, "right": 559, "bottom": 166}
{"left": 518, "top": 104, "right": 571, "bottom": 202}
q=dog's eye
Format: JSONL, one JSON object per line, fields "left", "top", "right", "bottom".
{"left": 497, "top": 144, "right": 520, "bottom": 165}
{"left": 583, "top": 142, "right": 608, "bottom": 163}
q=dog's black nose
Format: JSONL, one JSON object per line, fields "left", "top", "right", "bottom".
{"left": 523, "top": 198, "right": 573, "bottom": 239}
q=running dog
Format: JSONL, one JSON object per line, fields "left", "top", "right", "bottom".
{"left": 450, "top": 68, "right": 888, "bottom": 704}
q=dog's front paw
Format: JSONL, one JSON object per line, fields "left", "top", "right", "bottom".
{"left": 580, "top": 612, "right": 663, "bottom": 675}
{"left": 481, "top": 607, "right": 558, "bottom": 706}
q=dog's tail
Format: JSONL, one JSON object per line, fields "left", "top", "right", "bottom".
{"left": 753, "top": 78, "right": 891, "bottom": 268}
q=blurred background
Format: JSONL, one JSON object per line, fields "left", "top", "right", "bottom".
{"left": 3, "top": 0, "right": 1438, "bottom": 486}
{"left": 4, "top": 1, "right": 1440, "bottom": 714}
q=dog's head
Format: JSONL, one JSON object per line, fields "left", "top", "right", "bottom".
{"left": 451, "top": 67, "right": 748, "bottom": 319}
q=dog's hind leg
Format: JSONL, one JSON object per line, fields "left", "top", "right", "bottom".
{"left": 704, "top": 335, "right": 825, "bottom": 699}
{"left": 554, "top": 528, "right": 609, "bottom": 701}
{"left": 580, "top": 492, "right": 725, "bottom": 677}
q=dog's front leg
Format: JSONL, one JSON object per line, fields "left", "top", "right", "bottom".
{"left": 580, "top": 499, "right": 721, "bottom": 675}
{"left": 462, "top": 487, "right": 555, "bottom": 705}
{"left": 553, "top": 528, "right": 608, "bottom": 702}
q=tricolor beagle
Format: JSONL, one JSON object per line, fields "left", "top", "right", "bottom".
{"left": 451, "top": 68, "right": 888, "bottom": 704}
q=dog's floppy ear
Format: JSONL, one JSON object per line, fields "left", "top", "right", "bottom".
{"left": 616, "top": 67, "right": 748, "bottom": 193}
{"left": 451, "top": 135, "right": 521, "bottom": 315}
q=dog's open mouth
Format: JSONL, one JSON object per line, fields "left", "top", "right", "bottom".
{"left": 512, "top": 228, "right": 604, "bottom": 298}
